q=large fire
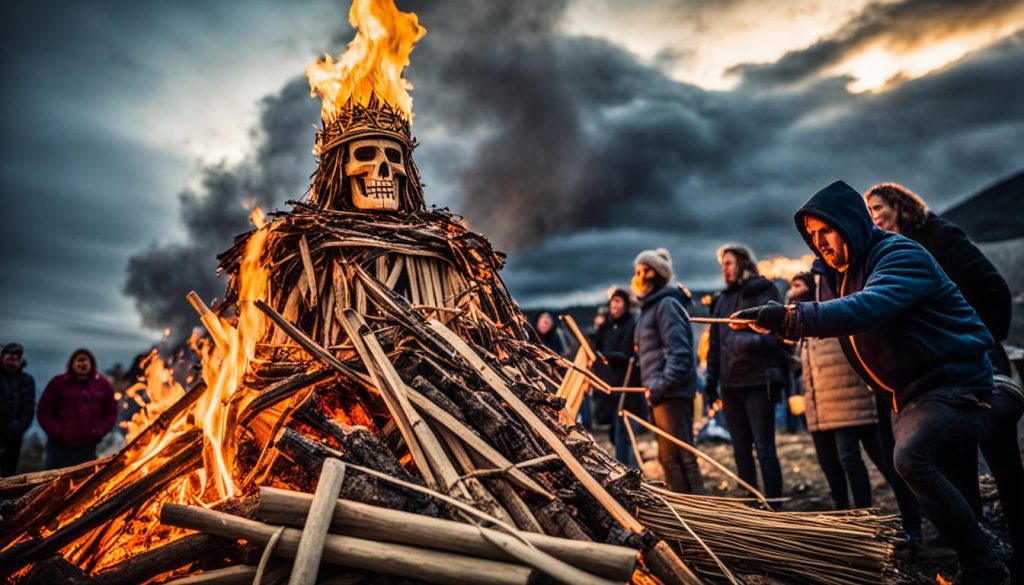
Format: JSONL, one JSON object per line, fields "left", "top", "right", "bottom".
{"left": 35, "top": 1, "right": 430, "bottom": 570}
{"left": 306, "top": 0, "right": 426, "bottom": 121}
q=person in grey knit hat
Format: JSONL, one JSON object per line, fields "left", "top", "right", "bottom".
{"left": 631, "top": 248, "right": 705, "bottom": 493}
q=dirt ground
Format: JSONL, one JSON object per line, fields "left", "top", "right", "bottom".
{"left": 595, "top": 426, "right": 1017, "bottom": 584}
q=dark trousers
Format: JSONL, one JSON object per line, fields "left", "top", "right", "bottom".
{"left": 876, "top": 395, "right": 923, "bottom": 536}
{"left": 45, "top": 443, "right": 97, "bottom": 470}
{"left": 892, "top": 397, "right": 1003, "bottom": 577}
{"left": 813, "top": 424, "right": 921, "bottom": 519}
{"left": 721, "top": 386, "right": 782, "bottom": 499}
{"left": 0, "top": 441, "right": 21, "bottom": 477}
{"left": 651, "top": 397, "right": 705, "bottom": 494}
{"left": 944, "top": 385, "right": 1024, "bottom": 558}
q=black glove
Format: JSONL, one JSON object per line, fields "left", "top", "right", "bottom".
{"left": 732, "top": 301, "right": 789, "bottom": 334}
{"left": 703, "top": 376, "right": 719, "bottom": 404}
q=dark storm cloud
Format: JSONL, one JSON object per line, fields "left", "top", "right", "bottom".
{"left": 400, "top": 1, "right": 1024, "bottom": 303}
{"left": 732, "top": 0, "right": 1024, "bottom": 87}
{"left": 124, "top": 78, "right": 319, "bottom": 339}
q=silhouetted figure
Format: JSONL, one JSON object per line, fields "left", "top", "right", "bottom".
{"left": 1, "top": 343, "right": 35, "bottom": 477}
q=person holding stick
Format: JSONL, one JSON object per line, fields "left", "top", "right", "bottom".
{"left": 588, "top": 288, "right": 646, "bottom": 468}
{"left": 733, "top": 180, "right": 1009, "bottom": 584}
{"left": 704, "top": 243, "right": 786, "bottom": 504}
{"left": 632, "top": 248, "right": 705, "bottom": 493}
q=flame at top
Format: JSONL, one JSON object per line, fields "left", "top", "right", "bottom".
{"left": 307, "top": 0, "right": 426, "bottom": 122}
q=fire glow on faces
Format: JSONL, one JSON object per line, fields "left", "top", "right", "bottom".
{"left": 804, "top": 215, "right": 850, "bottom": 270}
{"left": 631, "top": 264, "right": 657, "bottom": 297}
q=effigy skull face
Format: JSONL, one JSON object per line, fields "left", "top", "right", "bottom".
{"left": 344, "top": 137, "right": 405, "bottom": 211}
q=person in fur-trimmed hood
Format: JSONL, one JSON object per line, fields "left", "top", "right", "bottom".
{"left": 704, "top": 243, "right": 786, "bottom": 502}
{"left": 734, "top": 180, "right": 1011, "bottom": 584}
{"left": 632, "top": 248, "right": 705, "bottom": 494}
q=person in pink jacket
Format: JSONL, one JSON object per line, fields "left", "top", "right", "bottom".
{"left": 37, "top": 348, "right": 117, "bottom": 469}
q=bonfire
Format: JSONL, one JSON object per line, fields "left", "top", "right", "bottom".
{"left": 0, "top": 1, "right": 902, "bottom": 584}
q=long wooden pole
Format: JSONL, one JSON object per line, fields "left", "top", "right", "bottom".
{"left": 161, "top": 504, "right": 534, "bottom": 585}
{"left": 288, "top": 458, "right": 346, "bottom": 585}
{"left": 257, "top": 487, "right": 638, "bottom": 581}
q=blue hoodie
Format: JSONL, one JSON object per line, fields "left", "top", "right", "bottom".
{"left": 635, "top": 285, "right": 699, "bottom": 405}
{"left": 788, "top": 180, "right": 993, "bottom": 411}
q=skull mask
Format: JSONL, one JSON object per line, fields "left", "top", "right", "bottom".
{"left": 344, "top": 138, "right": 406, "bottom": 211}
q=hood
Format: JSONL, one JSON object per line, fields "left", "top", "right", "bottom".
{"left": 794, "top": 180, "right": 879, "bottom": 266}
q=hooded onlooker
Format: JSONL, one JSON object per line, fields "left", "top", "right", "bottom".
{"left": 865, "top": 182, "right": 1012, "bottom": 374}
{"left": 865, "top": 182, "right": 1023, "bottom": 569}
{"left": 736, "top": 180, "right": 1013, "bottom": 583}
{"left": 1, "top": 343, "right": 35, "bottom": 477}
{"left": 37, "top": 348, "right": 118, "bottom": 469}
{"left": 790, "top": 272, "right": 921, "bottom": 541}
{"left": 704, "top": 243, "right": 785, "bottom": 501}
{"left": 588, "top": 287, "right": 645, "bottom": 467}
{"left": 632, "top": 248, "right": 705, "bottom": 493}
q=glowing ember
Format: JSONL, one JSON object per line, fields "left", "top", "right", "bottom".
{"left": 306, "top": 0, "right": 426, "bottom": 121}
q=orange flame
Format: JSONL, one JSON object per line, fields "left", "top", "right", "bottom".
{"left": 306, "top": 0, "right": 426, "bottom": 121}
{"left": 757, "top": 254, "right": 816, "bottom": 281}
{"left": 935, "top": 573, "right": 953, "bottom": 585}
{"left": 122, "top": 350, "right": 186, "bottom": 442}
{"left": 191, "top": 222, "right": 273, "bottom": 500}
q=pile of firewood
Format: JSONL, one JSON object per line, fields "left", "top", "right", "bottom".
{"left": 0, "top": 204, "right": 902, "bottom": 584}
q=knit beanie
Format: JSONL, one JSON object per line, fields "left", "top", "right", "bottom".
{"left": 634, "top": 248, "right": 673, "bottom": 281}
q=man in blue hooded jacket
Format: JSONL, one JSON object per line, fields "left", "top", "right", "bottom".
{"left": 733, "top": 180, "right": 1008, "bottom": 583}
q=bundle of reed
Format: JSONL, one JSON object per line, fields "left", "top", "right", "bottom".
{"left": 637, "top": 482, "right": 906, "bottom": 584}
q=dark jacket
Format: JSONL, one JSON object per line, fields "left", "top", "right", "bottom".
{"left": 706, "top": 277, "right": 788, "bottom": 394}
{"left": 589, "top": 312, "right": 638, "bottom": 387}
{"left": 635, "top": 285, "right": 698, "bottom": 406}
{"left": 789, "top": 181, "right": 994, "bottom": 411}
{"left": 904, "top": 212, "right": 1011, "bottom": 342}
{"left": 0, "top": 369, "right": 35, "bottom": 444}
{"left": 38, "top": 373, "right": 118, "bottom": 449}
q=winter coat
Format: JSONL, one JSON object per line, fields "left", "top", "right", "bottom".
{"left": 706, "top": 277, "right": 788, "bottom": 394}
{"left": 589, "top": 312, "right": 638, "bottom": 387}
{"left": 801, "top": 335, "right": 877, "bottom": 431}
{"left": 0, "top": 369, "right": 35, "bottom": 445}
{"left": 635, "top": 285, "right": 698, "bottom": 406}
{"left": 37, "top": 373, "right": 118, "bottom": 449}
{"left": 904, "top": 212, "right": 1012, "bottom": 342}
{"left": 789, "top": 181, "right": 994, "bottom": 411}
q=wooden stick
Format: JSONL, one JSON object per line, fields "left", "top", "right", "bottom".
{"left": 161, "top": 504, "right": 535, "bottom": 585}
{"left": 476, "top": 525, "right": 617, "bottom": 585}
{"left": 257, "top": 488, "right": 638, "bottom": 581}
{"left": 0, "top": 457, "right": 111, "bottom": 496}
{"left": 690, "top": 317, "right": 755, "bottom": 325}
{"left": 558, "top": 314, "right": 596, "bottom": 363}
{"left": 187, "top": 291, "right": 228, "bottom": 346}
{"left": 298, "top": 235, "right": 318, "bottom": 308}
{"left": 621, "top": 410, "right": 771, "bottom": 509}
{"left": 402, "top": 384, "right": 553, "bottom": 498}
{"left": 426, "top": 320, "right": 699, "bottom": 585}
{"left": 340, "top": 309, "right": 470, "bottom": 499}
{"left": 288, "top": 458, "right": 346, "bottom": 585}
